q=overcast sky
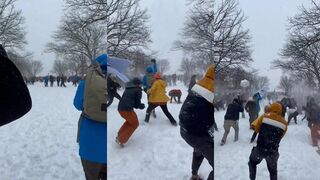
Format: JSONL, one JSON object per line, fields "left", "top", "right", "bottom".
{"left": 15, "top": 0, "right": 312, "bottom": 89}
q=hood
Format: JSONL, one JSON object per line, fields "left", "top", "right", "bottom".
{"left": 125, "top": 77, "right": 142, "bottom": 88}
{"left": 269, "top": 102, "right": 282, "bottom": 115}
{"left": 95, "top": 54, "right": 108, "bottom": 72}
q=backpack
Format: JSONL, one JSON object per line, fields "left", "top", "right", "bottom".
{"left": 83, "top": 62, "right": 107, "bottom": 123}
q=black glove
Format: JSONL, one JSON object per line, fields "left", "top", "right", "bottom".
{"left": 138, "top": 103, "right": 145, "bottom": 109}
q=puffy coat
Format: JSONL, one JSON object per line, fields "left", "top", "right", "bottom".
{"left": 251, "top": 102, "right": 288, "bottom": 153}
{"left": 118, "top": 80, "right": 143, "bottom": 111}
{"left": 73, "top": 80, "right": 106, "bottom": 164}
{"left": 0, "top": 54, "right": 32, "bottom": 126}
{"left": 147, "top": 79, "right": 169, "bottom": 104}
{"left": 179, "top": 91, "right": 215, "bottom": 137}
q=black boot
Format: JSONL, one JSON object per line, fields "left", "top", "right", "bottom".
{"left": 145, "top": 113, "right": 151, "bottom": 123}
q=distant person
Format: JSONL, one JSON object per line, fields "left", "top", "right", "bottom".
{"left": 144, "top": 72, "right": 177, "bottom": 126}
{"left": 245, "top": 97, "right": 258, "bottom": 129}
{"left": 220, "top": 98, "right": 244, "bottom": 145}
{"left": 57, "top": 76, "right": 61, "bottom": 86}
{"left": 116, "top": 78, "right": 145, "bottom": 147}
{"left": 142, "top": 59, "right": 157, "bottom": 118}
{"left": 49, "top": 75, "right": 54, "bottom": 87}
{"left": 44, "top": 75, "right": 49, "bottom": 87}
{"left": 73, "top": 54, "right": 107, "bottom": 180}
{"left": 0, "top": 44, "right": 32, "bottom": 127}
{"left": 60, "top": 75, "right": 66, "bottom": 87}
{"left": 188, "top": 74, "right": 197, "bottom": 93}
{"left": 248, "top": 102, "right": 288, "bottom": 180}
{"left": 179, "top": 64, "right": 214, "bottom": 180}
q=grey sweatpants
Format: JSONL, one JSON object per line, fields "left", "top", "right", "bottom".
{"left": 221, "top": 120, "right": 239, "bottom": 142}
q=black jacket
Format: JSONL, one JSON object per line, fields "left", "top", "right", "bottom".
{"left": 0, "top": 52, "right": 32, "bottom": 126}
{"left": 118, "top": 81, "right": 142, "bottom": 111}
{"left": 179, "top": 92, "right": 215, "bottom": 137}
{"left": 224, "top": 102, "right": 244, "bottom": 120}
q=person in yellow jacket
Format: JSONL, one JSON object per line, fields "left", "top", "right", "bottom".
{"left": 144, "top": 72, "right": 177, "bottom": 126}
{"left": 248, "top": 102, "right": 288, "bottom": 180}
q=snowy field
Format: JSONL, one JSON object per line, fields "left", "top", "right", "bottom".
{"left": 0, "top": 82, "right": 85, "bottom": 180}
{"left": 214, "top": 100, "right": 320, "bottom": 180}
{"left": 107, "top": 82, "right": 211, "bottom": 180}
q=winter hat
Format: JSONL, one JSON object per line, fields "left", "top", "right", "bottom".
{"left": 269, "top": 102, "right": 282, "bottom": 115}
{"left": 95, "top": 54, "right": 108, "bottom": 73}
{"left": 191, "top": 64, "right": 214, "bottom": 103}
{"left": 196, "top": 64, "right": 214, "bottom": 93}
{"left": 154, "top": 72, "right": 161, "bottom": 79}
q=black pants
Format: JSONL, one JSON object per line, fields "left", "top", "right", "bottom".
{"left": 248, "top": 147, "right": 279, "bottom": 180}
{"left": 145, "top": 103, "right": 176, "bottom": 123}
{"left": 81, "top": 159, "right": 107, "bottom": 180}
{"left": 107, "top": 92, "right": 121, "bottom": 107}
{"left": 288, "top": 111, "right": 298, "bottom": 124}
{"left": 180, "top": 129, "right": 213, "bottom": 180}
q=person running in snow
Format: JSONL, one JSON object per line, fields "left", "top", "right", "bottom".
{"left": 116, "top": 78, "right": 145, "bottom": 147}
{"left": 106, "top": 75, "right": 122, "bottom": 107}
{"left": 220, "top": 98, "right": 244, "bottom": 145}
{"left": 144, "top": 72, "right": 177, "bottom": 126}
{"left": 309, "top": 102, "right": 320, "bottom": 147}
{"left": 248, "top": 102, "right": 288, "bottom": 180}
{"left": 44, "top": 75, "right": 49, "bottom": 87}
{"left": 73, "top": 54, "right": 107, "bottom": 180}
{"left": 287, "top": 98, "right": 299, "bottom": 125}
{"left": 245, "top": 97, "right": 258, "bottom": 129}
{"left": 142, "top": 58, "right": 157, "bottom": 117}
{"left": 179, "top": 64, "right": 214, "bottom": 180}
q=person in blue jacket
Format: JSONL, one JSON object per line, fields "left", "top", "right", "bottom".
{"left": 142, "top": 59, "right": 157, "bottom": 92}
{"left": 73, "top": 54, "right": 107, "bottom": 180}
{"left": 142, "top": 59, "right": 157, "bottom": 117}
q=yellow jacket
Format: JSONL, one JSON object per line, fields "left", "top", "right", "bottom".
{"left": 147, "top": 79, "right": 169, "bottom": 104}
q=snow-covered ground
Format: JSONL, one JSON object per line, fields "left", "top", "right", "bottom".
{"left": 0, "top": 82, "right": 85, "bottom": 180}
{"left": 108, "top": 82, "right": 211, "bottom": 180}
{"left": 214, "top": 100, "right": 320, "bottom": 180}
{"left": 2, "top": 82, "right": 319, "bottom": 180}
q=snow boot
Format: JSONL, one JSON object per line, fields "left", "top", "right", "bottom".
{"left": 190, "top": 174, "right": 203, "bottom": 180}
{"left": 144, "top": 113, "right": 151, "bottom": 123}
{"left": 115, "top": 137, "right": 124, "bottom": 148}
{"left": 152, "top": 110, "right": 156, "bottom": 118}
{"left": 170, "top": 119, "right": 178, "bottom": 126}
{"left": 220, "top": 140, "right": 225, "bottom": 146}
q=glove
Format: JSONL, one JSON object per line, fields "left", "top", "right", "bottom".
{"left": 138, "top": 103, "right": 145, "bottom": 109}
{"left": 151, "top": 59, "right": 156, "bottom": 63}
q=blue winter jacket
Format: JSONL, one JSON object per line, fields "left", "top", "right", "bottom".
{"left": 142, "top": 63, "right": 157, "bottom": 90}
{"left": 73, "top": 80, "right": 107, "bottom": 164}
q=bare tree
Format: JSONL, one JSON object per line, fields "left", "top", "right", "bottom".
{"left": 30, "top": 60, "right": 43, "bottom": 77}
{"left": 273, "top": 1, "right": 320, "bottom": 90}
{"left": 175, "top": 0, "right": 252, "bottom": 75}
{"left": 278, "top": 76, "right": 293, "bottom": 95}
{"left": 53, "top": 59, "right": 69, "bottom": 76}
{"left": 0, "top": 0, "right": 26, "bottom": 49}
{"left": 64, "top": 0, "right": 151, "bottom": 56}
{"left": 157, "top": 59, "right": 170, "bottom": 74}
{"left": 47, "top": 17, "right": 108, "bottom": 64}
